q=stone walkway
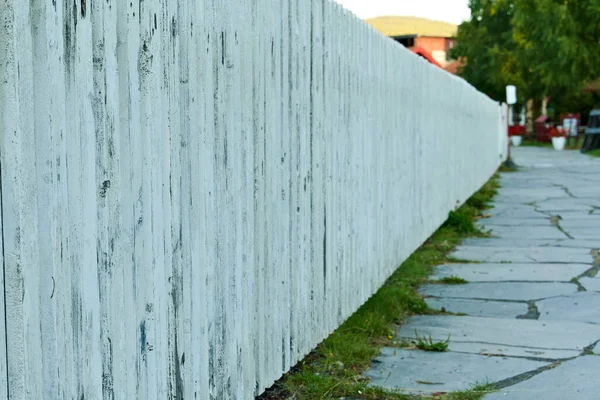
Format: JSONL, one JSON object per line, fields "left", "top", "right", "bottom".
{"left": 365, "top": 147, "right": 600, "bottom": 398}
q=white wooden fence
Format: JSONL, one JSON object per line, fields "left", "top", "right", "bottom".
{"left": 0, "top": 0, "right": 507, "bottom": 398}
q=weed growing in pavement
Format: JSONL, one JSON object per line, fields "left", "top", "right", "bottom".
{"left": 414, "top": 330, "right": 450, "bottom": 352}
{"left": 435, "top": 275, "right": 468, "bottom": 284}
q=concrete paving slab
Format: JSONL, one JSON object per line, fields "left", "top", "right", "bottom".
{"left": 485, "top": 225, "right": 568, "bottom": 240}
{"left": 366, "top": 348, "right": 547, "bottom": 395}
{"left": 594, "top": 342, "right": 600, "bottom": 355}
{"left": 425, "top": 298, "right": 527, "bottom": 318}
{"left": 536, "top": 201, "right": 597, "bottom": 213}
{"left": 397, "top": 315, "right": 600, "bottom": 352}
{"left": 461, "top": 238, "right": 562, "bottom": 248}
{"left": 562, "top": 228, "right": 600, "bottom": 240}
{"left": 477, "top": 217, "right": 551, "bottom": 227}
{"left": 421, "top": 282, "right": 577, "bottom": 301}
{"left": 489, "top": 207, "right": 548, "bottom": 219}
{"left": 494, "top": 189, "right": 565, "bottom": 202}
{"left": 538, "top": 293, "right": 600, "bottom": 324}
{"left": 547, "top": 209, "right": 599, "bottom": 217}
{"left": 579, "top": 277, "right": 600, "bottom": 292}
{"left": 559, "top": 217, "right": 600, "bottom": 228}
{"left": 451, "top": 246, "right": 593, "bottom": 264}
{"left": 569, "top": 198, "right": 600, "bottom": 208}
{"left": 568, "top": 186, "right": 600, "bottom": 198}
{"left": 485, "top": 356, "right": 600, "bottom": 400}
{"left": 547, "top": 239, "right": 600, "bottom": 249}
{"left": 447, "top": 342, "right": 579, "bottom": 360}
{"left": 431, "top": 263, "right": 588, "bottom": 283}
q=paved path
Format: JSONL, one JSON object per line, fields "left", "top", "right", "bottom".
{"left": 365, "top": 147, "right": 600, "bottom": 398}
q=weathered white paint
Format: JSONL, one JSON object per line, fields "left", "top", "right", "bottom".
{"left": 0, "top": 0, "right": 506, "bottom": 398}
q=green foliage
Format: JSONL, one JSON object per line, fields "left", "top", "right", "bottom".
{"left": 414, "top": 331, "right": 451, "bottom": 352}
{"left": 437, "top": 275, "right": 468, "bottom": 284}
{"left": 443, "top": 383, "right": 494, "bottom": 400}
{"left": 453, "top": 0, "right": 600, "bottom": 113}
{"left": 443, "top": 210, "right": 480, "bottom": 235}
{"left": 513, "top": 0, "right": 600, "bottom": 97}
{"left": 451, "top": 0, "right": 527, "bottom": 101}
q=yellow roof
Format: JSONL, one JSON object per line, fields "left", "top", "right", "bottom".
{"left": 365, "top": 16, "right": 457, "bottom": 38}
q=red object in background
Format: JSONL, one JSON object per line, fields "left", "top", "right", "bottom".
{"left": 560, "top": 113, "right": 581, "bottom": 122}
{"left": 559, "top": 113, "right": 581, "bottom": 137}
{"left": 411, "top": 46, "right": 443, "bottom": 68}
{"left": 508, "top": 125, "right": 526, "bottom": 137}
{"left": 549, "top": 126, "right": 567, "bottom": 138}
{"left": 535, "top": 115, "right": 551, "bottom": 142}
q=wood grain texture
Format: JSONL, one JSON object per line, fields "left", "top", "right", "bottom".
{"left": 0, "top": 0, "right": 507, "bottom": 398}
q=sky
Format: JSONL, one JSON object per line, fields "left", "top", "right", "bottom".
{"left": 333, "top": 0, "right": 471, "bottom": 25}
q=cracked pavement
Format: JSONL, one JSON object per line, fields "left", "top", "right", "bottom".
{"left": 365, "top": 147, "right": 600, "bottom": 398}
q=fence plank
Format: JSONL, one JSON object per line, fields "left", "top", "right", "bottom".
{"left": 0, "top": 188, "right": 7, "bottom": 400}
{"left": 0, "top": 0, "right": 506, "bottom": 398}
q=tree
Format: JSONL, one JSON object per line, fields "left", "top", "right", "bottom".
{"left": 453, "top": 0, "right": 600, "bottom": 114}
{"left": 512, "top": 0, "right": 600, "bottom": 97}
{"left": 451, "top": 0, "right": 525, "bottom": 102}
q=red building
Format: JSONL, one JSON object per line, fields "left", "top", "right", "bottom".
{"left": 365, "top": 16, "right": 458, "bottom": 72}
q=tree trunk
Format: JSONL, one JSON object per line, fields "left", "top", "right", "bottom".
{"left": 541, "top": 96, "right": 548, "bottom": 117}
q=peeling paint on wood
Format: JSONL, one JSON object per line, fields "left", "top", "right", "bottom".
{"left": 0, "top": 0, "right": 507, "bottom": 398}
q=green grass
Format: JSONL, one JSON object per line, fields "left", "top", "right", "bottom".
{"left": 259, "top": 174, "right": 501, "bottom": 400}
{"left": 520, "top": 136, "right": 583, "bottom": 150}
{"left": 414, "top": 331, "right": 450, "bottom": 352}
{"left": 589, "top": 148, "right": 600, "bottom": 157}
{"left": 442, "top": 384, "right": 494, "bottom": 400}
{"left": 445, "top": 257, "right": 482, "bottom": 264}
{"left": 520, "top": 139, "right": 552, "bottom": 148}
{"left": 434, "top": 275, "right": 468, "bottom": 285}
{"left": 498, "top": 163, "right": 518, "bottom": 173}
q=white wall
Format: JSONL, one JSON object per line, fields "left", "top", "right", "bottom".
{"left": 0, "top": 0, "right": 505, "bottom": 398}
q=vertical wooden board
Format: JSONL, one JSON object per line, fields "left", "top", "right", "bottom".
{"left": 79, "top": 3, "right": 104, "bottom": 395}
{"left": 0, "top": 1, "right": 9, "bottom": 390}
{"left": 209, "top": 2, "right": 231, "bottom": 397}
{"left": 158, "top": 0, "right": 178, "bottom": 395}
{"left": 113, "top": 1, "right": 141, "bottom": 397}
{"left": 118, "top": 1, "right": 149, "bottom": 399}
{"left": 228, "top": 1, "right": 246, "bottom": 396}
{"left": 91, "top": 0, "right": 128, "bottom": 397}
{"left": 287, "top": 0, "right": 298, "bottom": 368}
{"left": 55, "top": 1, "right": 102, "bottom": 397}
{"left": 160, "top": 0, "right": 186, "bottom": 397}
{"left": 251, "top": 1, "right": 268, "bottom": 394}
{"left": 54, "top": 0, "right": 78, "bottom": 396}
{"left": 268, "top": 0, "right": 285, "bottom": 384}
{"left": 1, "top": 1, "right": 39, "bottom": 398}
{"left": 0, "top": 183, "right": 7, "bottom": 400}
{"left": 138, "top": 0, "right": 164, "bottom": 396}
{"left": 176, "top": 0, "right": 197, "bottom": 398}
{"left": 344, "top": 7, "right": 353, "bottom": 317}
{"left": 331, "top": 2, "right": 342, "bottom": 326}
{"left": 309, "top": 0, "right": 324, "bottom": 340}
{"left": 298, "top": 0, "right": 312, "bottom": 360}
{"left": 321, "top": 0, "right": 332, "bottom": 333}
{"left": 30, "top": 0, "right": 67, "bottom": 397}
{"left": 201, "top": 3, "right": 219, "bottom": 398}
{"left": 186, "top": 1, "right": 211, "bottom": 398}
{"left": 166, "top": 0, "right": 188, "bottom": 398}
{"left": 234, "top": 0, "right": 258, "bottom": 397}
